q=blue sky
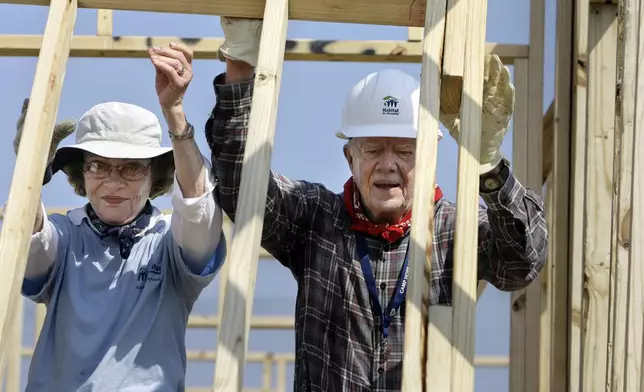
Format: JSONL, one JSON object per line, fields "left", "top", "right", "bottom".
{"left": 0, "top": 0, "right": 556, "bottom": 390}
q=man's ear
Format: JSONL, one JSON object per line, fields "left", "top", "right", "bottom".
{"left": 343, "top": 142, "right": 354, "bottom": 172}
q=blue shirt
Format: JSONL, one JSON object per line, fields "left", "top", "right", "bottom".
{"left": 22, "top": 204, "right": 226, "bottom": 392}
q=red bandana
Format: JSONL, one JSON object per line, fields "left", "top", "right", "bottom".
{"left": 342, "top": 177, "right": 443, "bottom": 243}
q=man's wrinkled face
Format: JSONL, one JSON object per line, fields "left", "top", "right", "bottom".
{"left": 344, "top": 137, "right": 415, "bottom": 223}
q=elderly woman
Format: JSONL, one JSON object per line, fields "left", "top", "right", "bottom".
{"left": 14, "top": 43, "right": 224, "bottom": 391}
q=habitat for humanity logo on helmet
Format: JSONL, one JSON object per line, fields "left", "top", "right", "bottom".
{"left": 382, "top": 95, "right": 400, "bottom": 115}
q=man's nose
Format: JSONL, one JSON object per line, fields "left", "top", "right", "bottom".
{"left": 377, "top": 150, "right": 398, "bottom": 171}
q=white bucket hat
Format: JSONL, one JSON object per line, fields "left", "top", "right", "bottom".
{"left": 52, "top": 102, "right": 174, "bottom": 173}
{"left": 335, "top": 69, "right": 444, "bottom": 141}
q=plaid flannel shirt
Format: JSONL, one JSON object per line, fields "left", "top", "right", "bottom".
{"left": 204, "top": 72, "right": 548, "bottom": 392}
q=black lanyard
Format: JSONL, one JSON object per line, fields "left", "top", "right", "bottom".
{"left": 355, "top": 233, "right": 410, "bottom": 339}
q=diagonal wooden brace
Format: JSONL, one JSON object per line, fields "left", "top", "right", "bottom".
{"left": 0, "top": 0, "right": 77, "bottom": 357}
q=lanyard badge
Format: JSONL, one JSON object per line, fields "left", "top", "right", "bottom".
{"left": 355, "top": 234, "right": 410, "bottom": 339}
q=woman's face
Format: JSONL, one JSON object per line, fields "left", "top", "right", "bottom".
{"left": 82, "top": 153, "right": 152, "bottom": 226}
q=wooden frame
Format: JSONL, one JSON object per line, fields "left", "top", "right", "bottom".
{"left": 0, "top": 1, "right": 540, "bottom": 391}
{"left": 3, "top": 0, "right": 644, "bottom": 389}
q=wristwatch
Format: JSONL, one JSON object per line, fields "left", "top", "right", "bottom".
{"left": 480, "top": 159, "right": 510, "bottom": 193}
{"left": 169, "top": 121, "right": 195, "bottom": 140}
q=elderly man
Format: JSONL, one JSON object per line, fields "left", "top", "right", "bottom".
{"left": 205, "top": 17, "right": 547, "bottom": 391}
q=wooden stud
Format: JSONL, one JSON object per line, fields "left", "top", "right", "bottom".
{"left": 3, "top": 297, "right": 22, "bottom": 392}
{"left": 0, "top": 0, "right": 77, "bottom": 357}
{"left": 407, "top": 27, "right": 423, "bottom": 42}
{"left": 96, "top": 9, "right": 112, "bottom": 36}
{"left": 440, "top": 0, "right": 467, "bottom": 116}
{"left": 609, "top": 0, "right": 644, "bottom": 388}
{"left": 566, "top": 0, "right": 590, "bottom": 388}
{"left": 210, "top": 0, "right": 289, "bottom": 389}
{"left": 399, "top": 0, "right": 446, "bottom": 389}
{"left": 523, "top": 0, "right": 546, "bottom": 390}
{"left": 509, "top": 58, "right": 529, "bottom": 392}
{"left": 623, "top": 0, "right": 644, "bottom": 385}
{"left": 449, "top": 0, "right": 487, "bottom": 389}
{"left": 581, "top": 5, "right": 618, "bottom": 390}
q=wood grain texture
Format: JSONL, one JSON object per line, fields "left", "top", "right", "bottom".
{"left": 210, "top": 0, "right": 288, "bottom": 389}
{"left": 96, "top": 9, "right": 112, "bottom": 35}
{"left": 449, "top": 0, "right": 486, "bottom": 389}
{"left": 581, "top": 6, "right": 617, "bottom": 390}
{"left": 0, "top": 0, "right": 77, "bottom": 357}
{"left": 566, "top": 0, "right": 589, "bottom": 389}
{"left": 400, "top": 0, "right": 446, "bottom": 389}
{"left": 524, "top": 0, "right": 546, "bottom": 387}
{"left": 547, "top": 0, "right": 575, "bottom": 389}
{"left": 611, "top": 0, "right": 644, "bottom": 388}
{"left": 0, "top": 35, "right": 528, "bottom": 64}
{"left": 442, "top": 0, "right": 466, "bottom": 77}
{"left": 624, "top": 0, "right": 644, "bottom": 384}
{"left": 0, "top": 0, "right": 428, "bottom": 26}
{"left": 509, "top": 59, "right": 528, "bottom": 392}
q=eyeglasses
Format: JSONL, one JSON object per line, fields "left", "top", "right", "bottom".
{"left": 83, "top": 161, "right": 151, "bottom": 181}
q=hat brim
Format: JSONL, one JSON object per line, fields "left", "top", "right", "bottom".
{"left": 51, "top": 141, "right": 173, "bottom": 174}
{"left": 335, "top": 125, "right": 443, "bottom": 140}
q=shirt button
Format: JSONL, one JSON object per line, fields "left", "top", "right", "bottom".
{"left": 380, "top": 283, "right": 386, "bottom": 290}
{"left": 378, "top": 367, "right": 385, "bottom": 374}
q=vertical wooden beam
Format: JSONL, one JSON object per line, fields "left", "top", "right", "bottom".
{"left": 96, "top": 9, "right": 112, "bottom": 36}
{"left": 542, "top": 167, "right": 556, "bottom": 391}
{"left": 503, "top": 2, "right": 547, "bottom": 391}
{"left": 211, "top": 0, "right": 289, "bottom": 389}
{"left": 441, "top": 0, "right": 467, "bottom": 99}
{"left": 509, "top": 58, "right": 529, "bottom": 392}
{"left": 622, "top": 0, "right": 644, "bottom": 386}
{"left": 609, "top": 0, "right": 644, "bottom": 389}
{"left": 581, "top": 6, "right": 618, "bottom": 391}
{"left": 0, "top": 0, "right": 77, "bottom": 356}
{"left": 4, "top": 298, "right": 23, "bottom": 392}
{"left": 401, "top": 0, "right": 446, "bottom": 389}
{"left": 449, "top": 0, "right": 487, "bottom": 389}
{"left": 408, "top": 27, "right": 423, "bottom": 42}
{"left": 522, "top": 0, "right": 546, "bottom": 388}
{"left": 567, "top": 0, "right": 589, "bottom": 389}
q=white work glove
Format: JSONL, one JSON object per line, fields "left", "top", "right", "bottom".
{"left": 218, "top": 17, "right": 263, "bottom": 67}
{"left": 439, "top": 54, "right": 515, "bottom": 175}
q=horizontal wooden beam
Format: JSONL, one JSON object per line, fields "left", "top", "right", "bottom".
{"left": 0, "top": 35, "right": 528, "bottom": 64}
{"left": 188, "top": 315, "right": 294, "bottom": 329}
{"left": 2, "top": 0, "right": 425, "bottom": 26}
{"left": 0, "top": 0, "right": 614, "bottom": 25}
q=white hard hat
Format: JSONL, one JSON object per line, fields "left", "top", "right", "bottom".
{"left": 52, "top": 102, "right": 174, "bottom": 173}
{"left": 335, "top": 69, "right": 444, "bottom": 140}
